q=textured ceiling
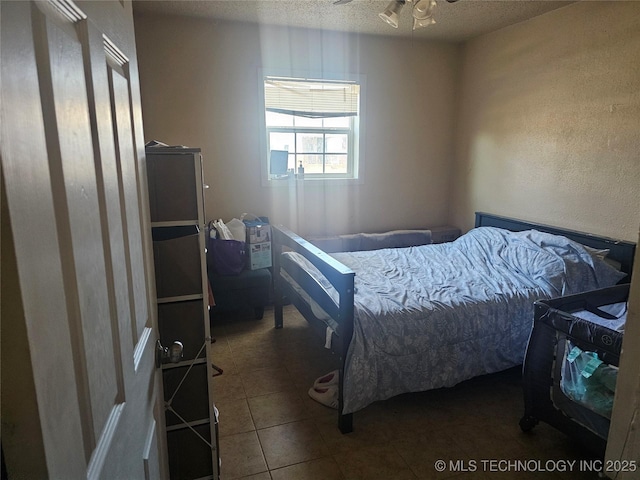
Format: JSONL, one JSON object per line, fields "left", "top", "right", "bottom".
{"left": 132, "top": 0, "right": 575, "bottom": 42}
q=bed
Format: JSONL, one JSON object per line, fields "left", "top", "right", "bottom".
{"left": 272, "top": 212, "right": 636, "bottom": 433}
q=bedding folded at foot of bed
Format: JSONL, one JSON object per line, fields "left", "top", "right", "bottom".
{"left": 310, "top": 229, "right": 433, "bottom": 253}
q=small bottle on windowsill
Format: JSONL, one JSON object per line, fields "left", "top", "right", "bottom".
{"left": 297, "top": 160, "right": 304, "bottom": 179}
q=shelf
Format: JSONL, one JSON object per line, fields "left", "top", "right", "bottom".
{"left": 167, "top": 422, "right": 214, "bottom": 479}
{"left": 147, "top": 153, "right": 200, "bottom": 222}
{"left": 163, "top": 362, "right": 210, "bottom": 427}
{"left": 147, "top": 146, "right": 218, "bottom": 480}
{"left": 157, "top": 293, "right": 204, "bottom": 304}
{"left": 158, "top": 300, "right": 207, "bottom": 360}
{"left": 152, "top": 220, "right": 200, "bottom": 228}
{"left": 161, "top": 357, "right": 207, "bottom": 370}
{"left": 165, "top": 418, "right": 211, "bottom": 433}
{"left": 153, "top": 233, "right": 202, "bottom": 298}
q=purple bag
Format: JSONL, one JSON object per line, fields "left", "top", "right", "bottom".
{"left": 209, "top": 238, "right": 246, "bottom": 275}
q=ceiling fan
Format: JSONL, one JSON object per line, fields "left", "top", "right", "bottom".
{"left": 333, "top": 0, "right": 459, "bottom": 30}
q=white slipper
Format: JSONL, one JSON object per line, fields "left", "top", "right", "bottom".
{"left": 308, "top": 385, "right": 338, "bottom": 409}
{"left": 313, "top": 370, "right": 339, "bottom": 389}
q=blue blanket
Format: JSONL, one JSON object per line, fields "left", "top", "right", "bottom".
{"left": 322, "top": 227, "right": 626, "bottom": 413}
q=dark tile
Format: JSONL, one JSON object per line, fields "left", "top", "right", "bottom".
{"left": 220, "top": 308, "right": 599, "bottom": 480}
{"left": 270, "top": 456, "right": 345, "bottom": 480}
{"left": 315, "top": 413, "right": 389, "bottom": 455}
{"left": 333, "top": 443, "right": 416, "bottom": 480}
{"left": 241, "top": 367, "right": 296, "bottom": 398}
{"left": 218, "top": 431, "right": 267, "bottom": 479}
{"left": 216, "top": 397, "right": 255, "bottom": 437}
{"left": 392, "top": 430, "right": 470, "bottom": 479}
{"left": 257, "top": 420, "right": 330, "bottom": 470}
{"left": 236, "top": 473, "right": 272, "bottom": 480}
{"left": 248, "top": 390, "right": 310, "bottom": 429}
{"left": 213, "top": 372, "right": 246, "bottom": 401}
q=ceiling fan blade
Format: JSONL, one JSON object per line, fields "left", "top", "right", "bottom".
{"left": 333, "top": 0, "right": 354, "bottom": 5}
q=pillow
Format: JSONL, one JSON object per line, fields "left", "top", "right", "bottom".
{"left": 311, "top": 230, "right": 432, "bottom": 252}
{"left": 582, "top": 245, "right": 610, "bottom": 261}
{"left": 357, "top": 230, "right": 432, "bottom": 251}
{"left": 588, "top": 252, "right": 627, "bottom": 287}
{"left": 603, "top": 257, "right": 623, "bottom": 272}
{"left": 581, "top": 245, "right": 624, "bottom": 273}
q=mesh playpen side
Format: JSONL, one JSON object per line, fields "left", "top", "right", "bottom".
{"left": 520, "top": 284, "right": 629, "bottom": 457}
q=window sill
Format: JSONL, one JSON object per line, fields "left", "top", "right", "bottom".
{"left": 262, "top": 176, "right": 363, "bottom": 188}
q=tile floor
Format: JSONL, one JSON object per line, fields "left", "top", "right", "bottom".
{"left": 211, "top": 305, "right": 601, "bottom": 480}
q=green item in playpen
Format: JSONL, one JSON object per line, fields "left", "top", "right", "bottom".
{"left": 561, "top": 345, "right": 618, "bottom": 419}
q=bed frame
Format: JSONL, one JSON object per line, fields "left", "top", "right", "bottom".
{"left": 272, "top": 212, "right": 636, "bottom": 433}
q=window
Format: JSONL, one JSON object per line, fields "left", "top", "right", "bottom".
{"left": 262, "top": 75, "right": 361, "bottom": 181}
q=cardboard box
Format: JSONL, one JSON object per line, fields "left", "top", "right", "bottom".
{"left": 245, "top": 223, "right": 271, "bottom": 244}
{"left": 248, "top": 242, "right": 272, "bottom": 270}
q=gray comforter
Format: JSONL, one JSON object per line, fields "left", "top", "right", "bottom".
{"left": 289, "top": 227, "right": 626, "bottom": 414}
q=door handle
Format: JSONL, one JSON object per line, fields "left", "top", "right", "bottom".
{"left": 156, "top": 339, "right": 183, "bottom": 368}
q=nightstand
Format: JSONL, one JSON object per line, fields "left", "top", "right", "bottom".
{"left": 208, "top": 268, "right": 272, "bottom": 319}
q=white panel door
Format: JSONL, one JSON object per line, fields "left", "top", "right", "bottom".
{"left": 1, "top": 1, "right": 166, "bottom": 478}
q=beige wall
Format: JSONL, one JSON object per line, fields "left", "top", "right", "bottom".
{"left": 133, "top": 14, "right": 459, "bottom": 237}
{"left": 134, "top": 2, "right": 639, "bottom": 241}
{"left": 452, "top": 1, "right": 640, "bottom": 242}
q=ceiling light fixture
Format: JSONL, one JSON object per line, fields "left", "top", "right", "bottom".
{"left": 379, "top": 0, "right": 406, "bottom": 29}
{"left": 334, "top": 0, "right": 456, "bottom": 30}
{"left": 411, "top": 0, "right": 437, "bottom": 30}
{"left": 379, "top": 0, "right": 437, "bottom": 30}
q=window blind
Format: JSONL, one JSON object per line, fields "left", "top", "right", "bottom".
{"left": 264, "top": 77, "right": 359, "bottom": 118}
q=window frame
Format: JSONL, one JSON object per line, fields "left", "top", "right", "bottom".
{"left": 258, "top": 69, "right": 365, "bottom": 186}
{"left": 266, "top": 121, "right": 354, "bottom": 179}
